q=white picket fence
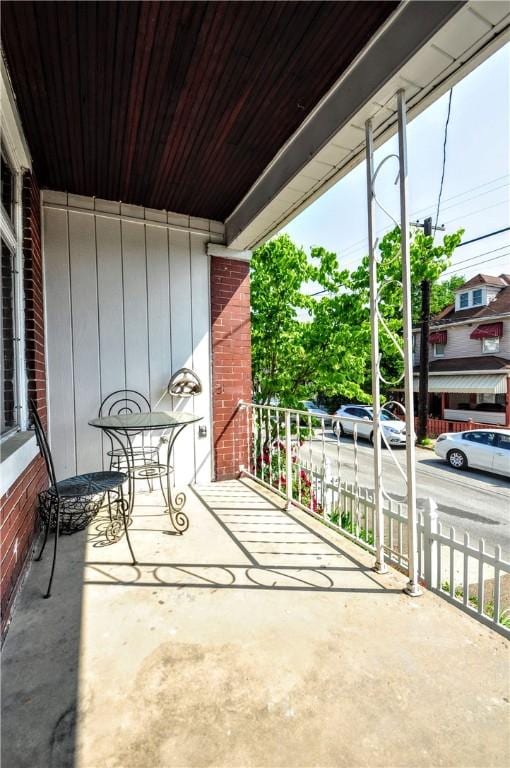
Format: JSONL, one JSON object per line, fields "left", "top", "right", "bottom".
{"left": 242, "top": 402, "right": 510, "bottom": 638}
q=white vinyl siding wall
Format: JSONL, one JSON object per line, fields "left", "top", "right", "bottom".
{"left": 42, "top": 191, "right": 224, "bottom": 485}
{"left": 415, "top": 320, "right": 510, "bottom": 362}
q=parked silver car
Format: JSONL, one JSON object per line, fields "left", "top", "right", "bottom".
{"left": 333, "top": 404, "right": 408, "bottom": 445}
{"left": 434, "top": 429, "right": 510, "bottom": 477}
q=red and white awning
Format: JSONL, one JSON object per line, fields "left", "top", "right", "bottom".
{"left": 429, "top": 330, "right": 447, "bottom": 344}
{"left": 469, "top": 322, "right": 503, "bottom": 340}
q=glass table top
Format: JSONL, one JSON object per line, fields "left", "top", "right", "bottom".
{"left": 89, "top": 411, "right": 202, "bottom": 430}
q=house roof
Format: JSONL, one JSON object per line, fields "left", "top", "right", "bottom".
{"left": 457, "top": 273, "right": 510, "bottom": 290}
{"left": 1, "top": 0, "right": 398, "bottom": 221}
{"left": 413, "top": 356, "right": 510, "bottom": 373}
{"left": 430, "top": 286, "right": 510, "bottom": 327}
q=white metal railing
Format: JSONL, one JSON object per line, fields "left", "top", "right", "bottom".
{"left": 239, "top": 401, "right": 510, "bottom": 637}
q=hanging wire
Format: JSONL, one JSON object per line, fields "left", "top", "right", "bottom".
{"left": 434, "top": 89, "right": 453, "bottom": 237}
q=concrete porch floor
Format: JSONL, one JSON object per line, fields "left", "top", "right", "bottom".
{"left": 2, "top": 478, "right": 509, "bottom": 768}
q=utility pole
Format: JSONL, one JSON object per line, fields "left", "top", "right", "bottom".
{"left": 411, "top": 217, "right": 445, "bottom": 442}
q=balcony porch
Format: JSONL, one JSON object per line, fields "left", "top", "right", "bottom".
{"left": 2, "top": 479, "right": 508, "bottom": 768}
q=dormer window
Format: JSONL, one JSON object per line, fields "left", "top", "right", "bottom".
{"left": 455, "top": 286, "right": 487, "bottom": 310}
{"left": 472, "top": 288, "right": 483, "bottom": 306}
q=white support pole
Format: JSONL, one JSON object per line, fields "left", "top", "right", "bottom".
{"left": 423, "top": 497, "right": 439, "bottom": 590}
{"left": 285, "top": 410, "right": 293, "bottom": 510}
{"left": 366, "top": 119, "right": 387, "bottom": 575}
{"left": 397, "top": 90, "right": 422, "bottom": 597}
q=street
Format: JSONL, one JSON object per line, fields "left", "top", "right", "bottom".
{"left": 304, "top": 431, "right": 510, "bottom": 558}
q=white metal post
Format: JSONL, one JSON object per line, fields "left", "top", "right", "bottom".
{"left": 423, "top": 497, "right": 438, "bottom": 590}
{"left": 366, "top": 119, "right": 387, "bottom": 575}
{"left": 397, "top": 90, "right": 422, "bottom": 596}
{"left": 285, "top": 409, "right": 293, "bottom": 509}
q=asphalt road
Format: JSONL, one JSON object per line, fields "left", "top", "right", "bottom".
{"left": 304, "top": 431, "right": 510, "bottom": 558}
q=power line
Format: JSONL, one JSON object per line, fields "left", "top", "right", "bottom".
{"left": 434, "top": 89, "right": 453, "bottom": 235}
{"left": 429, "top": 181, "right": 509, "bottom": 217}
{"left": 310, "top": 245, "right": 510, "bottom": 297}
{"left": 445, "top": 244, "right": 510, "bottom": 269}
{"left": 336, "top": 176, "right": 510, "bottom": 265}
{"left": 442, "top": 199, "right": 508, "bottom": 226}
{"left": 457, "top": 227, "right": 510, "bottom": 247}
{"left": 441, "top": 252, "right": 510, "bottom": 278}
{"left": 410, "top": 173, "right": 509, "bottom": 219}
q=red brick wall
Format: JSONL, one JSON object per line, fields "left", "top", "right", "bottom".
{"left": 1, "top": 171, "right": 47, "bottom": 637}
{"left": 22, "top": 171, "right": 47, "bottom": 423}
{"left": 210, "top": 256, "right": 251, "bottom": 481}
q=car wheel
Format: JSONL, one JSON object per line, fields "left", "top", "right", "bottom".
{"left": 369, "top": 431, "right": 386, "bottom": 448}
{"left": 447, "top": 449, "right": 468, "bottom": 470}
{"left": 334, "top": 422, "right": 345, "bottom": 438}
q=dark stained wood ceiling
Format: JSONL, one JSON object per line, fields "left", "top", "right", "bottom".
{"left": 2, "top": 1, "right": 398, "bottom": 221}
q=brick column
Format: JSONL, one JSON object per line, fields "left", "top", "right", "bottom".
{"left": 210, "top": 256, "right": 251, "bottom": 481}
{"left": 1, "top": 171, "right": 47, "bottom": 637}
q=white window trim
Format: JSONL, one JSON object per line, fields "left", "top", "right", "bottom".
{"left": 0, "top": 433, "right": 38, "bottom": 497}
{"left": 472, "top": 288, "right": 483, "bottom": 306}
{"left": 481, "top": 337, "right": 500, "bottom": 354}
{"left": 433, "top": 343, "right": 445, "bottom": 357}
{"left": 1, "top": 143, "right": 27, "bottom": 439}
{"left": 1, "top": 57, "right": 34, "bottom": 491}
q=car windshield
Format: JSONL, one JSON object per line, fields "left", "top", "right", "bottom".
{"left": 366, "top": 409, "right": 394, "bottom": 421}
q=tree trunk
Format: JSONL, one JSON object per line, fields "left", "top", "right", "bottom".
{"left": 418, "top": 279, "right": 430, "bottom": 441}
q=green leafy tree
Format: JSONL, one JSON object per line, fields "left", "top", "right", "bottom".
{"left": 251, "top": 228, "right": 463, "bottom": 413}
{"left": 428, "top": 275, "right": 465, "bottom": 318}
{"left": 251, "top": 235, "right": 368, "bottom": 407}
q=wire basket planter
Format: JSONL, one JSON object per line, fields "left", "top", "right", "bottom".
{"left": 38, "top": 490, "right": 108, "bottom": 535}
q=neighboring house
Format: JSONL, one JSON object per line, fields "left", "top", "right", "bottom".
{"left": 413, "top": 273, "right": 510, "bottom": 427}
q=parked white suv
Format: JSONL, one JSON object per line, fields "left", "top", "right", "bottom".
{"left": 333, "top": 405, "right": 408, "bottom": 446}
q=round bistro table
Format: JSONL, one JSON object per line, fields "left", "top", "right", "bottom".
{"left": 89, "top": 410, "right": 202, "bottom": 536}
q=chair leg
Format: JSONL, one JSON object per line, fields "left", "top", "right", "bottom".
{"left": 158, "top": 471, "right": 168, "bottom": 507}
{"left": 44, "top": 501, "right": 61, "bottom": 598}
{"left": 35, "top": 515, "right": 50, "bottom": 561}
{"left": 120, "top": 487, "right": 136, "bottom": 565}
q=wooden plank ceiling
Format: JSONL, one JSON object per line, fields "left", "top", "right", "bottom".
{"left": 2, "top": 1, "right": 398, "bottom": 221}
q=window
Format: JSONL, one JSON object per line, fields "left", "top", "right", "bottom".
{"left": 472, "top": 288, "right": 483, "bottom": 306}
{"left": 412, "top": 334, "right": 416, "bottom": 353}
{"left": 459, "top": 292, "right": 469, "bottom": 308}
{"left": 1, "top": 241, "right": 18, "bottom": 435}
{"left": 463, "top": 431, "right": 496, "bottom": 446}
{"left": 0, "top": 146, "right": 23, "bottom": 439}
{"left": 434, "top": 342, "right": 445, "bottom": 357}
{"left": 1, "top": 149, "right": 14, "bottom": 223}
{"left": 497, "top": 435, "right": 510, "bottom": 451}
{"left": 482, "top": 337, "right": 500, "bottom": 354}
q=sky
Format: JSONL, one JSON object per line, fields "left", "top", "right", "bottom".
{"left": 282, "top": 42, "right": 510, "bottom": 287}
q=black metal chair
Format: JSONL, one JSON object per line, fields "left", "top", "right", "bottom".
{"left": 30, "top": 401, "right": 134, "bottom": 599}
{"left": 98, "top": 389, "right": 167, "bottom": 495}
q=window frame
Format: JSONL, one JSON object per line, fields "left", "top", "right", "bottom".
{"left": 463, "top": 431, "right": 495, "bottom": 445}
{"left": 0, "top": 142, "right": 26, "bottom": 441}
{"left": 497, "top": 434, "right": 510, "bottom": 451}
{"left": 481, "top": 336, "right": 500, "bottom": 354}
{"left": 459, "top": 292, "right": 469, "bottom": 308}
{"left": 433, "top": 342, "right": 446, "bottom": 357}
{"left": 472, "top": 288, "right": 483, "bottom": 306}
